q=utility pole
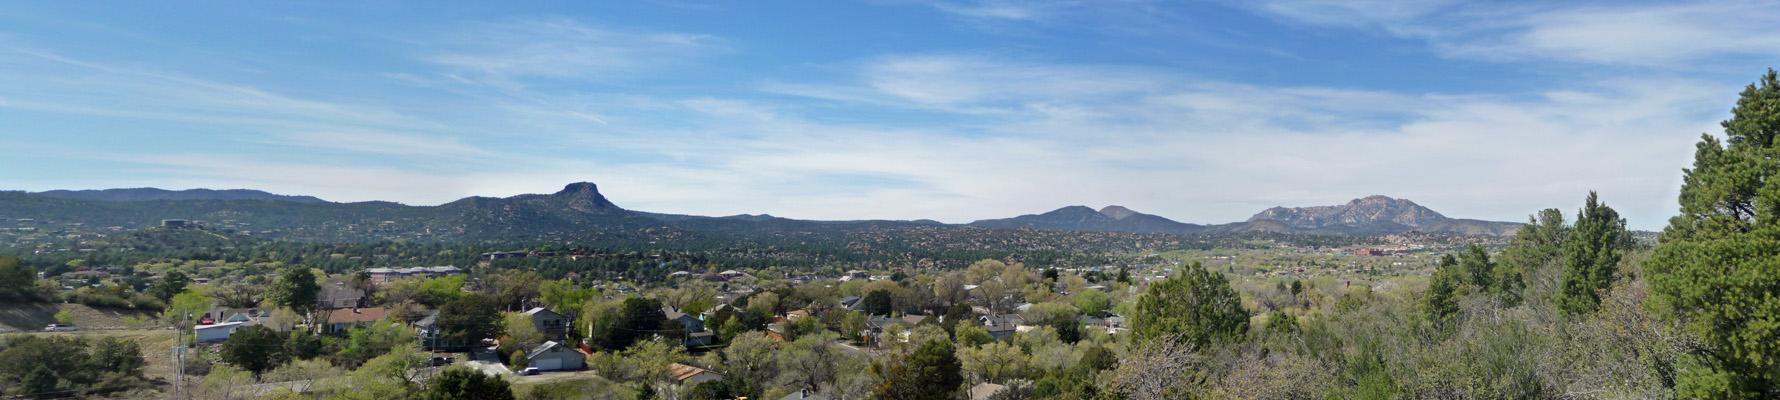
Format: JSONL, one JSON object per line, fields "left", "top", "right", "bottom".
{"left": 173, "top": 312, "right": 189, "bottom": 398}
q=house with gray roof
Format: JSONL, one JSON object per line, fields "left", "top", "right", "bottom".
{"left": 523, "top": 341, "right": 584, "bottom": 371}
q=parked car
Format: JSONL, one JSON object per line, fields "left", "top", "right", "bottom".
{"left": 519, "top": 367, "right": 540, "bottom": 376}
{"left": 427, "top": 357, "right": 454, "bottom": 366}
{"left": 44, "top": 324, "right": 81, "bottom": 332}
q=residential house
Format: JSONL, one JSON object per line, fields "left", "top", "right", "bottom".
{"left": 194, "top": 322, "right": 246, "bottom": 342}
{"left": 686, "top": 331, "right": 716, "bottom": 347}
{"left": 786, "top": 310, "right": 810, "bottom": 321}
{"left": 326, "top": 307, "right": 387, "bottom": 333}
{"left": 525, "top": 307, "right": 571, "bottom": 336}
{"left": 661, "top": 307, "right": 704, "bottom": 333}
{"left": 779, "top": 389, "right": 831, "bottom": 400}
{"left": 204, "top": 307, "right": 284, "bottom": 332}
{"left": 317, "top": 284, "right": 366, "bottom": 309}
{"left": 979, "top": 314, "right": 1025, "bottom": 340}
{"left": 667, "top": 363, "right": 724, "bottom": 386}
{"left": 718, "top": 270, "right": 749, "bottom": 280}
{"left": 838, "top": 296, "right": 862, "bottom": 311}
{"left": 523, "top": 341, "right": 584, "bottom": 371}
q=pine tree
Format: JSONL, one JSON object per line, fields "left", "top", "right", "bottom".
{"left": 1557, "top": 191, "right": 1626, "bottom": 315}
{"left": 1646, "top": 69, "right": 1780, "bottom": 398}
{"left": 1458, "top": 243, "right": 1495, "bottom": 291}
{"left": 266, "top": 266, "right": 320, "bottom": 312}
{"left": 1424, "top": 254, "right": 1461, "bottom": 325}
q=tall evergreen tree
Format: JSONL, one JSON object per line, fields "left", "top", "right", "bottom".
{"left": 1557, "top": 191, "right": 1626, "bottom": 315}
{"left": 265, "top": 266, "right": 321, "bottom": 312}
{"left": 1132, "top": 262, "right": 1249, "bottom": 347}
{"left": 146, "top": 271, "right": 190, "bottom": 303}
{"left": 1424, "top": 254, "right": 1461, "bottom": 325}
{"left": 1646, "top": 69, "right": 1780, "bottom": 398}
{"left": 1458, "top": 243, "right": 1495, "bottom": 291}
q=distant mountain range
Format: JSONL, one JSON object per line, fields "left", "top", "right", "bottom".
{"left": 35, "top": 188, "right": 327, "bottom": 203}
{"left": 966, "top": 195, "right": 1520, "bottom": 236}
{"left": 0, "top": 182, "right": 1521, "bottom": 243}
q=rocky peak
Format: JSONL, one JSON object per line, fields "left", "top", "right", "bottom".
{"left": 1098, "top": 205, "right": 1139, "bottom": 220}
{"left": 551, "top": 182, "right": 619, "bottom": 212}
{"left": 1247, "top": 196, "right": 1447, "bottom": 229}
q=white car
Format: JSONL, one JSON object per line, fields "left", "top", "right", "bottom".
{"left": 519, "top": 367, "right": 540, "bottom": 376}
{"left": 44, "top": 324, "right": 81, "bottom": 332}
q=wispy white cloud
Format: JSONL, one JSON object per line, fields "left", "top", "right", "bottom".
{"left": 1238, "top": 0, "right": 1780, "bottom": 66}
{"left": 751, "top": 53, "right": 1728, "bottom": 228}
{"left": 426, "top": 18, "right": 719, "bottom": 86}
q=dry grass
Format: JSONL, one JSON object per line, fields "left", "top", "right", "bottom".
{"left": 0, "top": 302, "right": 163, "bottom": 331}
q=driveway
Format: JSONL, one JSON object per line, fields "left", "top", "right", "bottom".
{"left": 511, "top": 369, "right": 602, "bottom": 384}
{"left": 463, "top": 346, "right": 514, "bottom": 378}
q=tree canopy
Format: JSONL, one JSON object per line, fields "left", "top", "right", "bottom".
{"left": 1647, "top": 69, "right": 1780, "bottom": 398}
{"left": 1132, "top": 261, "right": 1249, "bottom": 347}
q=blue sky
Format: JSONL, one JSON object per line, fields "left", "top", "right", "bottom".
{"left": 3, "top": 1, "right": 1778, "bottom": 229}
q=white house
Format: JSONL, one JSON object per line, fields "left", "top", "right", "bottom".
{"left": 194, "top": 322, "right": 246, "bottom": 342}
{"left": 524, "top": 341, "right": 585, "bottom": 371}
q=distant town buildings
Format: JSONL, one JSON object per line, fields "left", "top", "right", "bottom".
{"left": 365, "top": 266, "right": 462, "bottom": 285}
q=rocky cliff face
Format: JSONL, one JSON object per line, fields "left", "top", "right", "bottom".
{"left": 1246, "top": 195, "right": 1449, "bottom": 229}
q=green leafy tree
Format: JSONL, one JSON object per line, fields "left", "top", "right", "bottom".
{"left": 220, "top": 325, "right": 288, "bottom": 374}
{"left": 1081, "top": 345, "right": 1117, "bottom": 371}
{"left": 1557, "top": 192, "right": 1627, "bottom": 315}
{"left": 1424, "top": 254, "right": 1462, "bottom": 325}
{"left": 89, "top": 337, "right": 146, "bottom": 379}
{"left": 161, "top": 291, "right": 212, "bottom": 327}
{"left": 592, "top": 297, "right": 667, "bottom": 351}
{"left": 266, "top": 266, "right": 321, "bottom": 312}
{"left": 954, "top": 325, "right": 994, "bottom": 348}
{"left": 1495, "top": 209, "right": 1568, "bottom": 305}
{"left": 24, "top": 365, "right": 57, "bottom": 399}
{"left": 53, "top": 309, "right": 73, "bottom": 326}
{"left": 1647, "top": 69, "right": 1780, "bottom": 398}
{"left": 1053, "top": 319, "right": 1082, "bottom": 344}
{"left": 1132, "top": 262, "right": 1249, "bottom": 347}
{"left": 862, "top": 289, "right": 894, "bottom": 316}
{"left": 438, "top": 294, "right": 502, "bottom": 350}
{"left": 874, "top": 340, "right": 964, "bottom": 400}
{"left": 1072, "top": 289, "right": 1110, "bottom": 317}
{"left": 942, "top": 303, "right": 974, "bottom": 334}
{"left": 146, "top": 271, "right": 190, "bottom": 303}
{"left": 0, "top": 256, "right": 39, "bottom": 302}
